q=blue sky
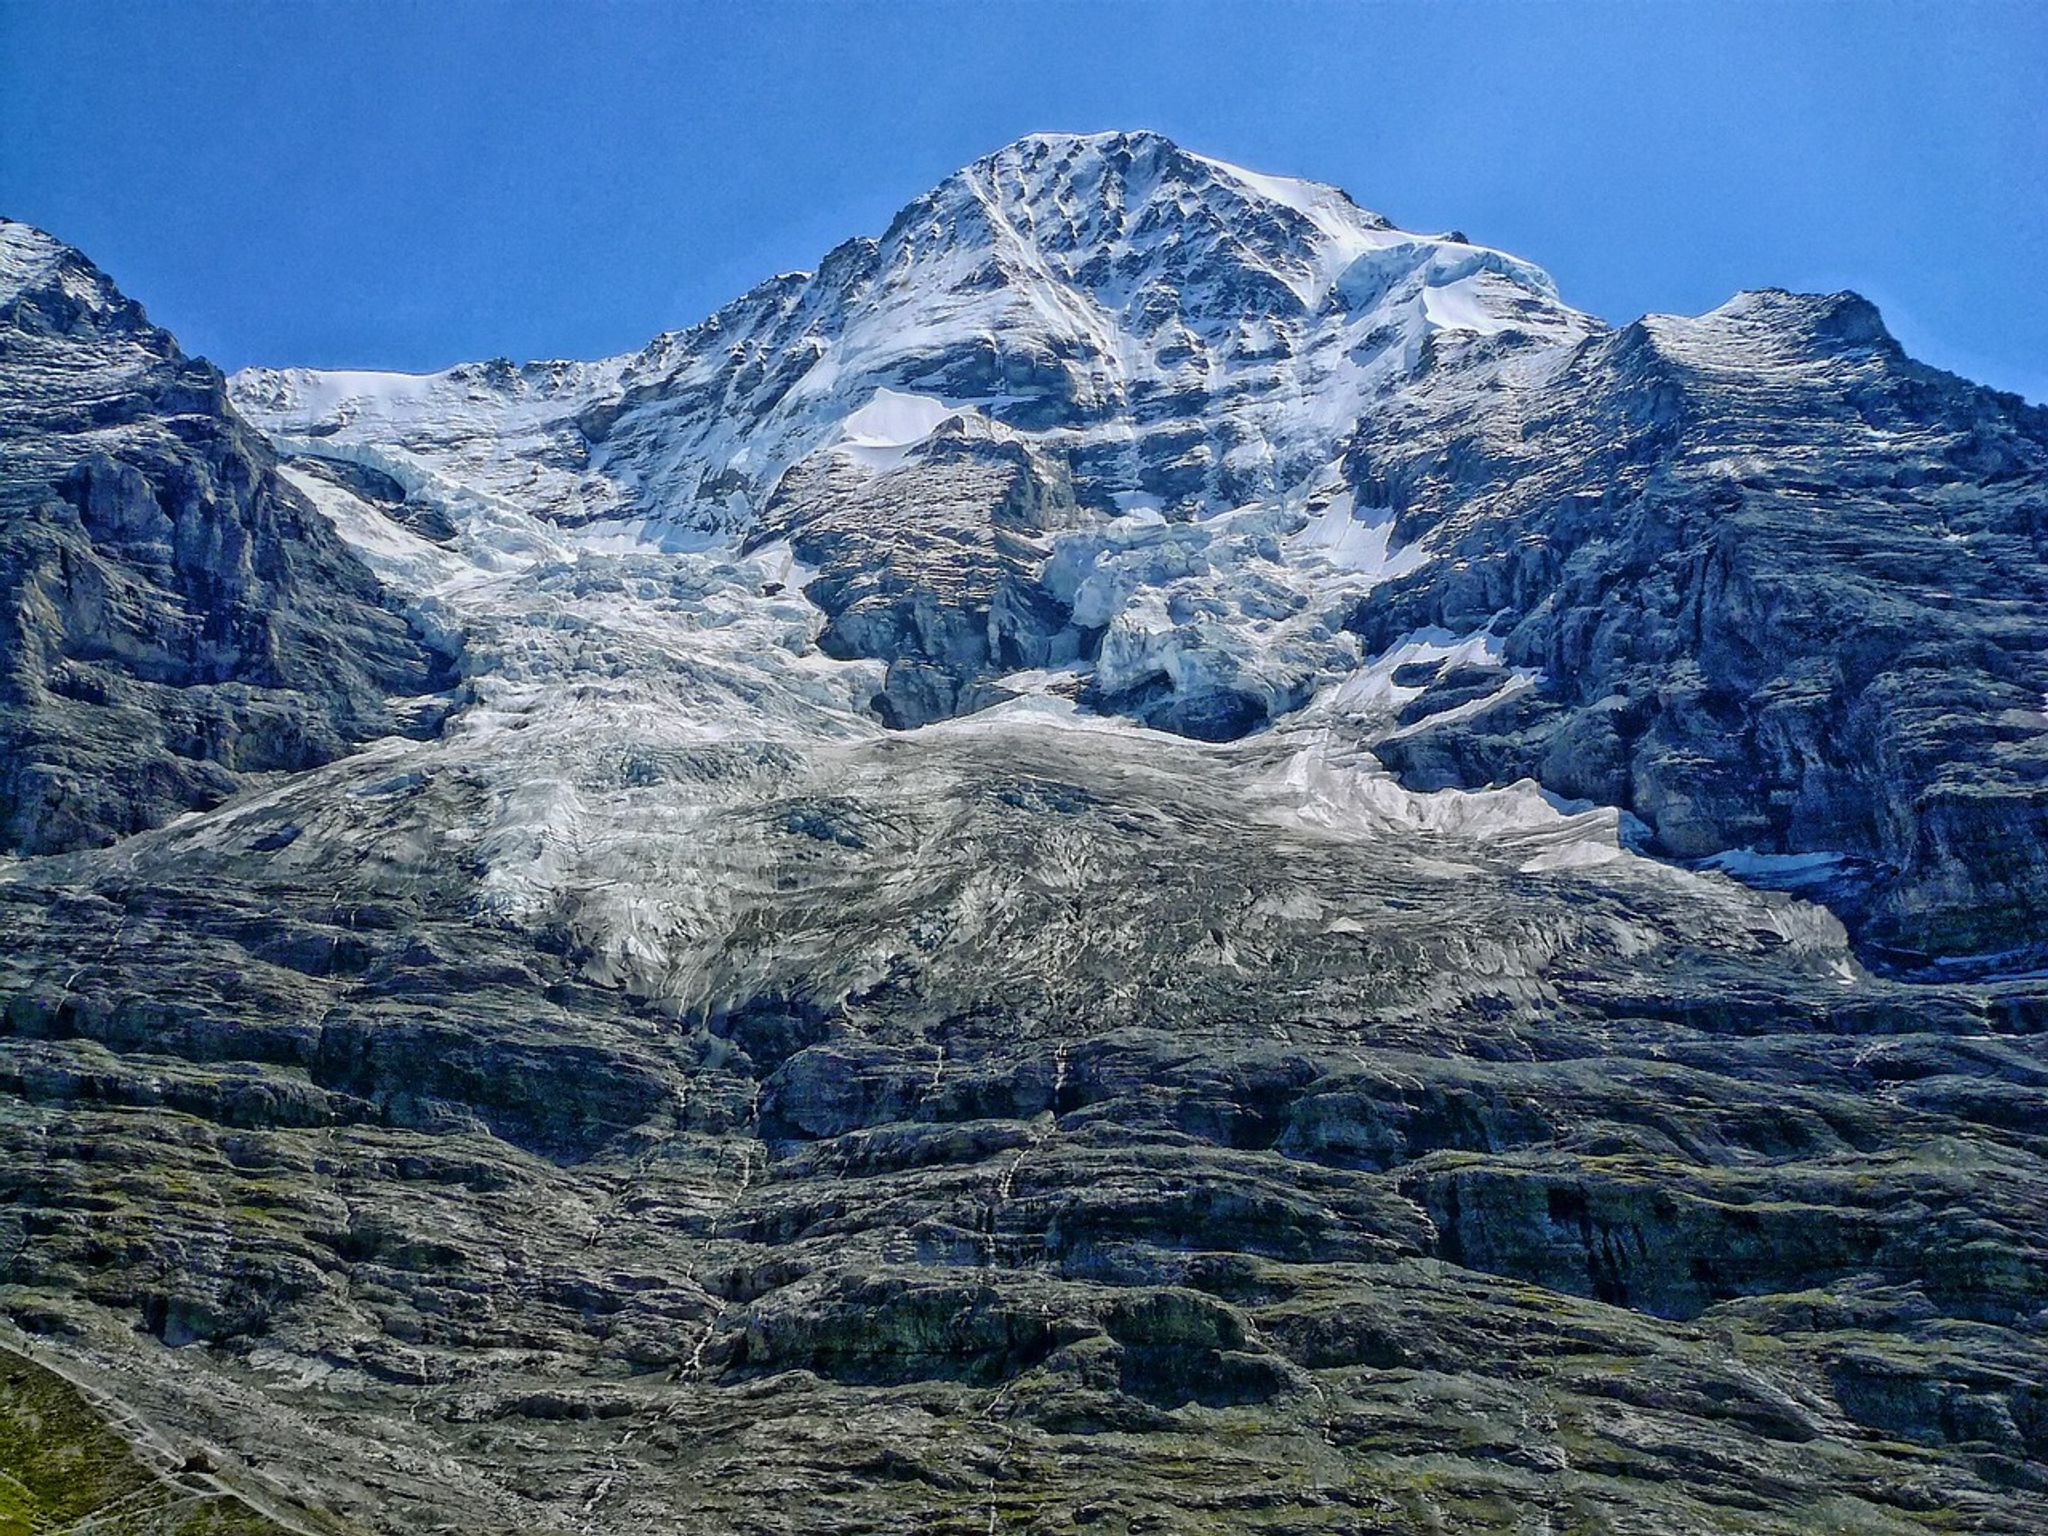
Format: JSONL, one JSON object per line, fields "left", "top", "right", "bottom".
{"left": 3, "top": 1, "right": 2044, "bottom": 401}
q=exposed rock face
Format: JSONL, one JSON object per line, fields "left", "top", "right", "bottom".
{"left": 1347, "top": 289, "right": 2048, "bottom": 963}
{"left": 756, "top": 415, "right": 1087, "bottom": 727}
{"left": 3, "top": 133, "right": 2047, "bottom": 1534}
{"left": 0, "top": 220, "right": 449, "bottom": 854}
{"left": 4, "top": 716, "right": 2045, "bottom": 1532}
{"left": 8, "top": 694, "right": 2048, "bottom": 1534}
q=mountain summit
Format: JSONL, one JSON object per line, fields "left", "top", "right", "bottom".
{"left": 233, "top": 130, "right": 1584, "bottom": 536}
{"left": 3, "top": 134, "right": 2047, "bottom": 1535}
{"left": 223, "top": 130, "right": 2047, "bottom": 959}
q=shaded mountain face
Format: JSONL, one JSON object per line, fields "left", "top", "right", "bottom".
{"left": 1347, "top": 289, "right": 2048, "bottom": 964}
{"left": 0, "top": 221, "right": 451, "bottom": 854}
{"left": 3, "top": 133, "right": 2047, "bottom": 1535}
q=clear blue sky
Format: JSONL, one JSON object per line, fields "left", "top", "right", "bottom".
{"left": 3, "top": 1, "right": 2043, "bottom": 401}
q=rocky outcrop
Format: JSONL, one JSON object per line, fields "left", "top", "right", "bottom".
{"left": 755, "top": 416, "right": 1088, "bottom": 726}
{"left": 3, "top": 739, "right": 2045, "bottom": 1531}
{"left": 0, "top": 220, "right": 450, "bottom": 854}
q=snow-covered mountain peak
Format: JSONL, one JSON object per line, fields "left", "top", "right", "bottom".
{"left": 18, "top": 127, "right": 2048, "bottom": 1536}
{"left": 215, "top": 137, "right": 1613, "bottom": 780}
{"left": 953, "top": 129, "right": 1390, "bottom": 246}
{"left": 231, "top": 130, "right": 1595, "bottom": 546}
{"left": 956, "top": 129, "right": 1396, "bottom": 247}
{"left": 889, "top": 128, "right": 1464, "bottom": 321}
{"left": 0, "top": 218, "right": 142, "bottom": 331}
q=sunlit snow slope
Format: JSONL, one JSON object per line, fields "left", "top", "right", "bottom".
{"left": 229, "top": 130, "right": 1595, "bottom": 759}
{"left": 216, "top": 131, "right": 1673, "bottom": 1000}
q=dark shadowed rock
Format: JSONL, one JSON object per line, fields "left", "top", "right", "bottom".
{"left": 0, "top": 220, "right": 450, "bottom": 854}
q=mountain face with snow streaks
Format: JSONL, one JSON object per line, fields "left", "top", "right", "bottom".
{"left": 230, "top": 130, "right": 2046, "bottom": 960}
{"left": 2, "top": 132, "right": 2047, "bottom": 1534}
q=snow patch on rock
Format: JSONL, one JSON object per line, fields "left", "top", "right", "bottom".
{"left": 838, "top": 388, "right": 958, "bottom": 470}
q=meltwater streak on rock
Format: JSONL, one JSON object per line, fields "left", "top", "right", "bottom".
{"left": 1, "top": 133, "right": 2046, "bottom": 1534}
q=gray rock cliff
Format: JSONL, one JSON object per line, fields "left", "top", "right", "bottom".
{"left": 0, "top": 220, "right": 450, "bottom": 854}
